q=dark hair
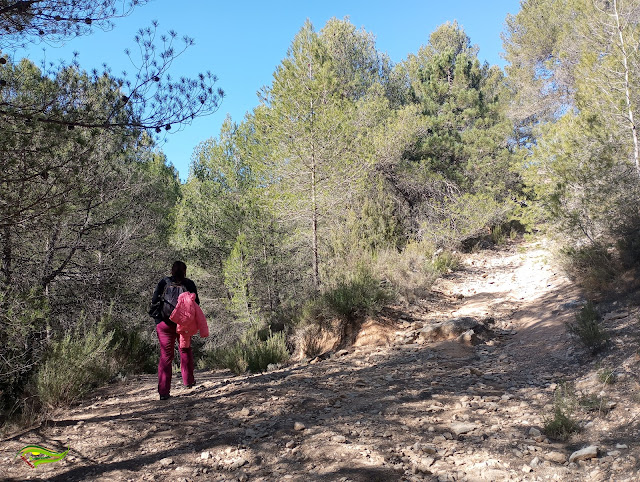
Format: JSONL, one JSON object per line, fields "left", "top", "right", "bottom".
{"left": 171, "top": 261, "right": 187, "bottom": 282}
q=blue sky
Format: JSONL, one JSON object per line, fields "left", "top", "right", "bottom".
{"left": 17, "top": 0, "right": 522, "bottom": 180}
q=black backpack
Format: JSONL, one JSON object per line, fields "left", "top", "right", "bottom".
{"left": 160, "top": 278, "right": 186, "bottom": 320}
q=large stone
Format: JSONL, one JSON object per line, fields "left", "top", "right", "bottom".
{"left": 528, "top": 427, "right": 542, "bottom": 438}
{"left": 569, "top": 446, "right": 598, "bottom": 463}
{"left": 546, "top": 451, "right": 567, "bottom": 464}
{"left": 413, "top": 457, "right": 434, "bottom": 474}
{"left": 416, "top": 443, "right": 437, "bottom": 455}
{"left": 482, "top": 469, "right": 508, "bottom": 480}
{"left": 419, "top": 317, "right": 481, "bottom": 343}
{"left": 450, "top": 423, "right": 477, "bottom": 436}
{"left": 227, "top": 456, "right": 248, "bottom": 470}
{"left": 457, "top": 329, "right": 480, "bottom": 346}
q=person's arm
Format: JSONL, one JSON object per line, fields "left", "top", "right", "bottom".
{"left": 186, "top": 279, "right": 200, "bottom": 305}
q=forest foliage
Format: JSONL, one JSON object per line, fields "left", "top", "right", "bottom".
{"left": 2, "top": 0, "right": 639, "bottom": 424}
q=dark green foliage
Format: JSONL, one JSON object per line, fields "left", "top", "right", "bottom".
{"left": 387, "top": 22, "right": 516, "bottom": 248}
{"left": 292, "top": 265, "right": 392, "bottom": 328}
{"left": 616, "top": 225, "right": 640, "bottom": 269}
{"left": 108, "top": 321, "right": 158, "bottom": 375}
{"left": 432, "top": 251, "right": 461, "bottom": 273}
{"left": 286, "top": 265, "right": 393, "bottom": 358}
{"left": 33, "top": 308, "right": 159, "bottom": 410}
{"left": 201, "top": 330, "right": 289, "bottom": 375}
{"left": 294, "top": 297, "right": 335, "bottom": 329}
{"left": 0, "top": 59, "right": 182, "bottom": 421}
{"left": 506, "top": 0, "right": 640, "bottom": 289}
{"left": 567, "top": 301, "right": 609, "bottom": 354}
{"left": 561, "top": 245, "right": 617, "bottom": 294}
{"left": 243, "top": 331, "right": 289, "bottom": 373}
{"left": 4, "top": 14, "right": 522, "bottom": 423}
{"left": 597, "top": 368, "right": 615, "bottom": 385}
{"left": 0, "top": 0, "right": 224, "bottom": 424}
{"left": 544, "top": 409, "right": 580, "bottom": 441}
{"left": 0, "top": 289, "right": 49, "bottom": 418}
{"left": 579, "top": 394, "right": 612, "bottom": 415}
{"left": 322, "top": 268, "right": 392, "bottom": 322}
{"left": 339, "top": 180, "right": 404, "bottom": 254}
{"left": 202, "top": 343, "right": 249, "bottom": 375}
{"left": 35, "top": 319, "right": 115, "bottom": 408}
{"left": 172, "top": 19, "right": 516, "bottom": 370}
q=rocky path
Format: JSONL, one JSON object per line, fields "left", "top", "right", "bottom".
{"left": 4, "top": 240, "right": 640, "bottom": 481}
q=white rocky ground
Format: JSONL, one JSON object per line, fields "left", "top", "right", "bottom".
{"left": 3, "top": 239, "right": 640, "bottom": 481}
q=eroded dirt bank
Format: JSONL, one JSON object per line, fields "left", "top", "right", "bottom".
{"left": 3, "top": 240, "right": 640, "bottom": 481}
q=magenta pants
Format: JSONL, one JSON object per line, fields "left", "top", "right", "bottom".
{"left": 156, "top": 321, "right": 195, "bottom": 396}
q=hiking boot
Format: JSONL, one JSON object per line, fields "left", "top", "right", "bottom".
{"left": 159, "top": 394, "right": 170, "bottom": 400}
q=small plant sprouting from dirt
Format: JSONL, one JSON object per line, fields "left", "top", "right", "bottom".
{"left": 566, "top": 301, "right": 609, "bottom": 354}
{"left": 597, "top": 368, "right": 616, "bottom": 385}
{"left": 544, "top": 382, "right": 580, "bottom": 441}
{"left": 579, "top": 394, "right": 612, "bottom": 416}
{"left": 432, "top": 251, "right": 461, "bottom": 274}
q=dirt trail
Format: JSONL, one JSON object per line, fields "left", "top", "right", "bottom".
{"left": 4, "top": 240, "right": 640, "bottom": 481}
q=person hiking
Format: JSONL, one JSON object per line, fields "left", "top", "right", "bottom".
{"left": 150, "top": 261, "right": 200, "bottom": 400}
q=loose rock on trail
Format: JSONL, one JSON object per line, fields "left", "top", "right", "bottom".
{"left": 4, "top": 239, "right": 640, "bottom": 481}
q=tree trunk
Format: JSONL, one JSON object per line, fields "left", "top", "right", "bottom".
{"left": 311, "top": 163, "right": 319, "bottom": 290}
{"left": 42, "top": 224, "right": 60, "bottom": 294}
{"left": 613, "top": 0, "right": 640, "bottom": 177}
{"left": 1, "top": 226, "right": 11, "bottom": 286}
{"left": 309, "top": 60, "right": 320, "bottom": 290}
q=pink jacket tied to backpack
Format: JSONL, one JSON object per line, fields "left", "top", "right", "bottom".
{"left": 170, "top": 292, "right": 209, "bottom": 348}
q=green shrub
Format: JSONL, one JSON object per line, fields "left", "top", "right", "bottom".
{"left": 561, "top": 244, "right": 617, "bottom": 294}
{"left": 108, "top": 321, "right": 157, "bottom": 375}
{"left": 617, "top": 230, "right": 640, "bottom": 268}
{"left": 579, "top": 394, "right": 611, "bottom": 416}
{"left": 420, "top": 192, "right": 507, "bottom": 248}
{"left": 544, "top": 382, "right": 580, "bottom": 440}
{"left": 244, "top": 331, "right": 289, "bottom": 372}
{"left": 295, "top": 296, "right": 334, "bottom": 327}
{"left": 432, "top": 251, "right": 461, "bottom": 274}
{"left": 201, "top": 329, "right": 289, "bottom": 375}
{"left": 373, "top": 240, "right": 439, "bottom": 304}
{"left": 201, "top": 343, "right": 248, "bottom": 374}
{"left": 597, "top": 368, "right": 615, "bottom": 385}
{"left": 293, "top": 266, "right": 391, "bottom": 328}
{"left": 323, "top": 267, "right": 391, "bottom": 321}
{"left": 490, "top": 224, "right": 506, "bottom": 245}
{"left": 545, "top": 410, "right": 580, "bottom": 441}
{"left": 0, "top": 288, "right": 49, "bottom": 417}
{"left": 567, "top": 301, "right": 609, "bottom": 354}
{"left": 35, "top": 320, "right": 115, "bottom": 408}
{"left": 492, "top": 219, "right": 529, "bottom": 245}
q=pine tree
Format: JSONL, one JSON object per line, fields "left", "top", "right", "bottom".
{"left": 255, "top": 20, "right": 369, "bottom": 290}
